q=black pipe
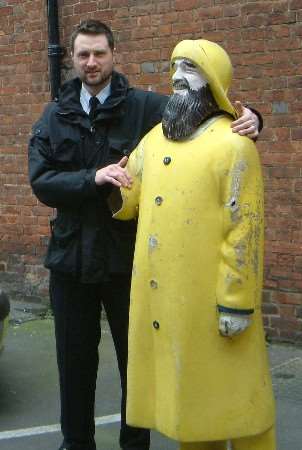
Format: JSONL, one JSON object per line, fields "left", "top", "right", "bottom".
{"left": 0, "top": 289, "right": 10, "bottom": 321}
{"left": 47, "top": 0, "right": 64, "bottom": 100}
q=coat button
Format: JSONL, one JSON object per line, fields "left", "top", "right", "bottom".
{"left": 150, "top": 280, "right": 158, "bottom": 289}
{"left": 163, "top": 156, "right": 171, "bottom": 165}
{"left": 153, "top": 321, "right": 160, "bottom": 330}
{"left": 155, "top": 196, "right": 163, "bottom": 205}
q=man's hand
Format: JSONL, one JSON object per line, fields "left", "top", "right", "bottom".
{"left": 95, "top": 156, "right": 132, "bottom": 188}
{"left": 231, "top": 101, "right": 259, "bottom": 139}
{"left": 219, "top": 313, "right": 251, "bottom": 337}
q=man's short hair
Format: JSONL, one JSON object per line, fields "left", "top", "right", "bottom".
{"left": 70, "top": 19, "right": 114, "bottom": 52}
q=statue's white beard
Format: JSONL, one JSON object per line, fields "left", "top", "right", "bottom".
{"left": 162, "top": 85, "right": 219, "bottom": 141}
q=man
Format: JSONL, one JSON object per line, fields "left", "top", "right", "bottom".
{"left": 113, "top": 40, "right": 275, "bottom": 450}
{"left": 28, "top": 19, "right": 263, "bottom": 450}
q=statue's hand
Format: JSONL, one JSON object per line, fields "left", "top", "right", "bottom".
{"left": 219, "top": 313, "right": 251, "bottom": 337}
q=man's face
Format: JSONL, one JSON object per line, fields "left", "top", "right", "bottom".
{"left": 171, "top": 58, "right": 207, "bottom": 95}
{"left": 72, "top": 33, "right": 114, "bottom": 95}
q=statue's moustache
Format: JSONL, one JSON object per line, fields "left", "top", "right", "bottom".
{"left": 172, "top": 79, "right": 190, "bottom": 91}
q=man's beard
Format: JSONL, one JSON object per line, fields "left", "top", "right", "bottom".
{"left": 84, "top": 71, "right": 112, "bottom": 87}
{"left": 162, "top": 85, "right": 220, "bottom": 141}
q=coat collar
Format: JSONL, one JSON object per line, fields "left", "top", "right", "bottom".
{"left": 56, "top": 71, "right": 131, "bottom": 121}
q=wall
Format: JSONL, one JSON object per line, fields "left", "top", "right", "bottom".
{"left": 0, "top": 0, "right": 301, "bottom": 342}
{"left": 0, "top": 0, "right": 50, "bottom": 301}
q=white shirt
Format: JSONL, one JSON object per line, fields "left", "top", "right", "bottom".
{"left": 80, "top": 82, "right": 112, "bottom": 115}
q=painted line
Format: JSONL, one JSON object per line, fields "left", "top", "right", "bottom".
{"left": 271, "top": 357, "right": 302, "bottom": 372}
{"left": 0, "top": 413, "right": 121, "bottom": 441}
{"left": 271, "top": 357, "right": 302, "bottom": 387}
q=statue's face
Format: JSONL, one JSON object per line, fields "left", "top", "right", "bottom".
{"left": 163, "top": 58, "right": 218, "bottom": 141}
{"left": 171, "top": 58, "right": 207, "bottom": 95}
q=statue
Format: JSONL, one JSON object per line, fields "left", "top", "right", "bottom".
{"left": 112, "top": 39, "right": 276, "bottom": 450}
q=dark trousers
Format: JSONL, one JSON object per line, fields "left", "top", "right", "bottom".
{"left": 50, "top": 272, "right": 150, "bottom": 450}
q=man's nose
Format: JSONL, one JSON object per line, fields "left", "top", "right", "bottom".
{"left": 87, "top": 54, "right": 97, "bottom": 66}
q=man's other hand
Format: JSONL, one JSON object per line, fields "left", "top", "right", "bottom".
{"left": 95, "top": 156, "right": 132, "bottom": 188}
{"left": 231, "top": 101, "right": 259, "bottom": 139}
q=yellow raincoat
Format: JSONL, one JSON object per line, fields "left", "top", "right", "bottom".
{"left": 114, "top": 40, "right": 275, "bottom": 443}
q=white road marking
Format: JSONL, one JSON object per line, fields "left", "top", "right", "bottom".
{"left": 271, "top": 356, "right": 302, "bottom": 372}
{"left": 0, "top": 413, "right": 121, "bottom": 440}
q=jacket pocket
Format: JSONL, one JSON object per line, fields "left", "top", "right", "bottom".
{"left": 107, "top": 138, "right": 131, "bottom": 164}
{"left": 44, "top": 215, "right": 81, "bottom": 276}
{"left": 51, "top": 138, "right": 82, "bottom": 170}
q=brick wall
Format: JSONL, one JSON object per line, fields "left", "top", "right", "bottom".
{"left": 0, "top": 0, "right": 50, "bottom": 302}
{"left": 0, "top": 0, "right": 301, "bottom": 343}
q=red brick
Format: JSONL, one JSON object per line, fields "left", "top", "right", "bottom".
{"left": 122, "top": 63, "right": 140, "bottom": 75}
{"left": 129, "top": 4, "right": 154, "bottom": 16}
{"left": 197, "top": 6, "right": 222, "bottom": 19}
{"left": 135, "top": 49, "right": 161, "bottom": 63}
{"left": 291, "top": 128, "right": 302, "bottom": 140}
{"left": 74, "top": 1, "right": 98, "bottom": 12}
{"left": 131, "top": 26, "right": 157, "bottom": 39}
{"left": 268, "top": 11, "right": 297, "bottom": 25}
{"left": 290, "top": 0, "right": 302, "bottom": 8}
{"left": 0, "top": 6, "right": 14, "bottom": 16}
{"left": 174, "top": 0, "right": 200, "bottom": 11}
{"left": 272, "top": 292, "right": 302, "bottom": 306}
{"left": 110, "top": 0, "right": 128, "bottom": 6}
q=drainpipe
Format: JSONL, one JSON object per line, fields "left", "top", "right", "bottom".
{"left": 47, "top": 0, "right": 64, "bottom": 100}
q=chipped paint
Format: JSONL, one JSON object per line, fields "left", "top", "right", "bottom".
{"left": 251, "top": 210, "right": 262, "bottom": 275}
{"left": 235, "top": 241, "right": 247, "bottom": 268}
{"left": 148, "top": 235, "right": 158, "bottom": 252}
{"left": 226, "top": 160, "right": 247, "bottom": 222}
{"left": 135, "top": 140, "right": 145, "bottom": 181}
{"left": 150, "top": 279, "right": 158, "bottom": 289}
{"left": 225, "top": 272, "right": 242, "bottom": 286}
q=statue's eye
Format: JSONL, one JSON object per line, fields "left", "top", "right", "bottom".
{"left": 185, "top": 61, "right": 197, "bottom": 69}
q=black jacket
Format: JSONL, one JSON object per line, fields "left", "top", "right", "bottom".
{"left": 28, "top": 72, "right": 168, "bottom": 283}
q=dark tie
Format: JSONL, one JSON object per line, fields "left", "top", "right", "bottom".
{"left": 89, "top": 96, "right": 100, "bottom": 122}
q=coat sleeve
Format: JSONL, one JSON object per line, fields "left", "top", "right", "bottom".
{"left": 28, "top": 105, "right": 100, "bottom": 209}
{"left": 216, "top": 136, "right": 264, "bottom": 315}
{"left": 113, "top": 137, "right": 146, "bottom": 221}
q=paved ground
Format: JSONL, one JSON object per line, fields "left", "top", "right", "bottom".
{"left": 0, "top": 301, "right": 301, "bottom": 450}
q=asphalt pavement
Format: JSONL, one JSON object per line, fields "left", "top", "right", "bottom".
{"left": 0, "top": 301, "right": 301, "bottom": 450}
